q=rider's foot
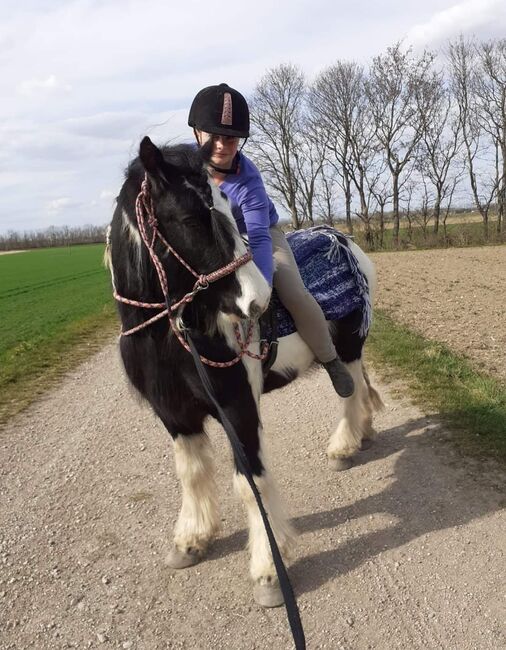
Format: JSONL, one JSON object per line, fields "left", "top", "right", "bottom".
{"left": 322, "top": 358, "right": 355, "bottom": 398}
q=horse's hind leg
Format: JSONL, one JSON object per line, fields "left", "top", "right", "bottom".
{"left": 360, "top": 366, "right": 385, "bottom": 449}
{"left": 327, "top": 358, "right": 385, "bottom": 467}
{"left": 327, "top": 358, "right": 370, "bottom": 470}
{"left": 166, "top": 432, "right": 220, "bottom": 568}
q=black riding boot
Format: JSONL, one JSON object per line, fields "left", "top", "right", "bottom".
{"left": 322, "top": 357, "right": 355, "bottom": 398}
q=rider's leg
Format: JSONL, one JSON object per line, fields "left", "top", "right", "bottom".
{"left": 270, "top": 225, "right": 354, "bottom": 397}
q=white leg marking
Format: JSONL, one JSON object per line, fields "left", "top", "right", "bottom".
{"left": 172, "top": 434, "right": 219, "bottom": 553}
{"left": 327, "top": 359, "right": 370, "bottom": 459}
{"left": 234, "top": 465, "right": 295, "bottom": 583}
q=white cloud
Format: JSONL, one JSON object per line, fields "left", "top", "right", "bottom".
{"left": 18, "top": 74, "right": 72, "bottom": 96}
{"left": 406, "top": 0, "right": 506, "bottom": 50}
{"left": 63, "top": 112, "right": 145, "bottom": 139}
{"left": 46, "top": 197, "right": 80, "bottom": 215}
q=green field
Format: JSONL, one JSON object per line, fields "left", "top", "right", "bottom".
{"left": 0, "top": 245, "right": 117, "bottom": 424}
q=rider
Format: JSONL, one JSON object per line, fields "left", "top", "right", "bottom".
{"left": 188, "top": 83, "right": 354, "bottom": 398}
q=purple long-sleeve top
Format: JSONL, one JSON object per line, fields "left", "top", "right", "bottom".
{"left": 218, "top": 153, "right": 279, "bottom": 285}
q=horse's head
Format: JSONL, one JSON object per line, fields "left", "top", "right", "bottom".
{"left": 115, "top": 137, "right": 270, "bottom": 333}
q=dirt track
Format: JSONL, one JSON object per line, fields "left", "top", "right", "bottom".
{"left": 370, "top": 245, "right": 506, "bottom": 382}
{"left": 1, "top": 341, "right": 505, "bottom": 649}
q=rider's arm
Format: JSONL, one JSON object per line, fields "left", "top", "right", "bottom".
{"left": 236, "top": 181, "right": 274, "bottom": 286}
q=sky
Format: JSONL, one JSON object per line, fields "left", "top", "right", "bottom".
{"left": 1, "top": 0, "right": 505, "bottom": 235}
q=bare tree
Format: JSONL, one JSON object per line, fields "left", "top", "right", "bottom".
{"left": 368, "top": 171, "right": 392, "bottom": 248}
{"left": 416, "top": 71, "right": 463, "bottom": 234}
{"left": 309, "top": 61, "right": 366, "bottom": 233}
{"left": 441, "top": 178, "right": 460, "bottom": 241}
{"left": 248, "top": 64, "right": 307, "bottom": 228}
{"left": 366, "top": 43, "right": 435, "bottom": 246}
{"left": 410, "top": 176, "right": 434, "bottom": 240}
{"left": 448, "top": 36, "right": 498, "bottom": 237}
{"left": 477, "top": 38, "right": 506, "bottom": 233}
{"left": 314, "top": 160, "right": 340, "bottom": 225}
{"left": 292, "top": 116, "right": 328, "bottom": 224}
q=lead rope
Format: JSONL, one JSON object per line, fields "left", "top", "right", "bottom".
{"left": 186, "top": 334, "right": 306, "bottom": 650}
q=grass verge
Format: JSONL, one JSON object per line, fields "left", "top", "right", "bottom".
{"left": 0, "top": 306, "right": 118, "bottom": 429}
{"left": 367, "top": 310, "right": 506, "bottom": 464}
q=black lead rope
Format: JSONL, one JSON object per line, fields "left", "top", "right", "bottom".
{"left": 186, "top": 333, "right": 306, "bottom": 650}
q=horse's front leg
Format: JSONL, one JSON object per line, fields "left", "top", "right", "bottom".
{"left": 166, "top": 431, "right": 220, "bottom": 568}
{"left": 224, "top": 358, "right": 295, "bottom": 607}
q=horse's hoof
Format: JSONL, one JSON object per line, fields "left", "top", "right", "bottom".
{"left": 361, "top": 438, "right": 374, "bottom": 451}
{"left": 253, "top": 581, "right": 284, "bottom": 608}
{"left": 329, "top": 456, "right": 354, "bottom": 471}
{"left": 165, "top": 546, "right": 202, "bottom": 569}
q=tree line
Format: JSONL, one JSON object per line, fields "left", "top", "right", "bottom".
{"left": 0, "top": 224, "right": 107, "bottom": 251}
{"left": 3, "top": 36, "right": 504, "bottom": 252}
{"left": 248, "top": 36, "right": 506, "bottom": 248}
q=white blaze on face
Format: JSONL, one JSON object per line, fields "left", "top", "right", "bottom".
{"left": 209, "top": 180, "right": 271, "bottom": 318}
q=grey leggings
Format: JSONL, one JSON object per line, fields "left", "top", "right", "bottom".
{"left": 270, "top": 225, "right": 337, "bottom": 363}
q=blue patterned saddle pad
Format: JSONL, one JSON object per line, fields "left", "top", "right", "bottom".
{"left": 273, "top": 226, "right": 371, "bottom": 338}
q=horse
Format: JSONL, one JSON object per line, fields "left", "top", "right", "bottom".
{"left": 105, "top": 136, "right": 383, "bottom": 608}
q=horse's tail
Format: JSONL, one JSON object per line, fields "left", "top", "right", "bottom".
{"left": 363, "top": 365, "right": 385, "bottom": 411}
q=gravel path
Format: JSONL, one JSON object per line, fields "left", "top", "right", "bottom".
{"left": 1, "top": 342, "right": 505, "bottom": 649}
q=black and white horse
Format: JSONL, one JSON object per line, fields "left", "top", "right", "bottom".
{"left": 106, "top": 137, "right": 383, "bottom": 607}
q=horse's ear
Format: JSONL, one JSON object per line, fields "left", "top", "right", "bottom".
{"left": 139, "top": 136, "right": 167, "bottom": 182}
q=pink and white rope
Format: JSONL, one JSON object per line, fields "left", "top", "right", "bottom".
{"left": 113, "top": 174, "right": 268, "bottom": 366}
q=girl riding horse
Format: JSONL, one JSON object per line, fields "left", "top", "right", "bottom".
{"left": 188, "top": 83, "right": 355, "bottom": 398}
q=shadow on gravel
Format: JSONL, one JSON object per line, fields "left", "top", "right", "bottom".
{"left": 200, "top": 416, "right": 504, "bottom": 595}
{"left": 207, "top": 530, "right": 248, "bottom": 561}
{"left": 201, "top": 421, "right": 428, "bottom": 564}
{"left": 285, "top": 416, "right": 505, "bottom": 596}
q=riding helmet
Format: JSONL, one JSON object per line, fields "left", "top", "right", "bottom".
{"left": 188, "top": 83, "right": 250, "bottom": 138}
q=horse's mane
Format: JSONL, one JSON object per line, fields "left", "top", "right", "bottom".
{"left": 124, "top": 143, "right": 203, "bottom": 183}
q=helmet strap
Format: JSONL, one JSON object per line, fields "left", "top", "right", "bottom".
{"left": 208, "top": 154, "right": 240, "bottom": 175}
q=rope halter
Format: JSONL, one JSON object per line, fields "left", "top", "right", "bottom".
{"left": 113, "top": 173, "right": 269, "bottom": 367}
